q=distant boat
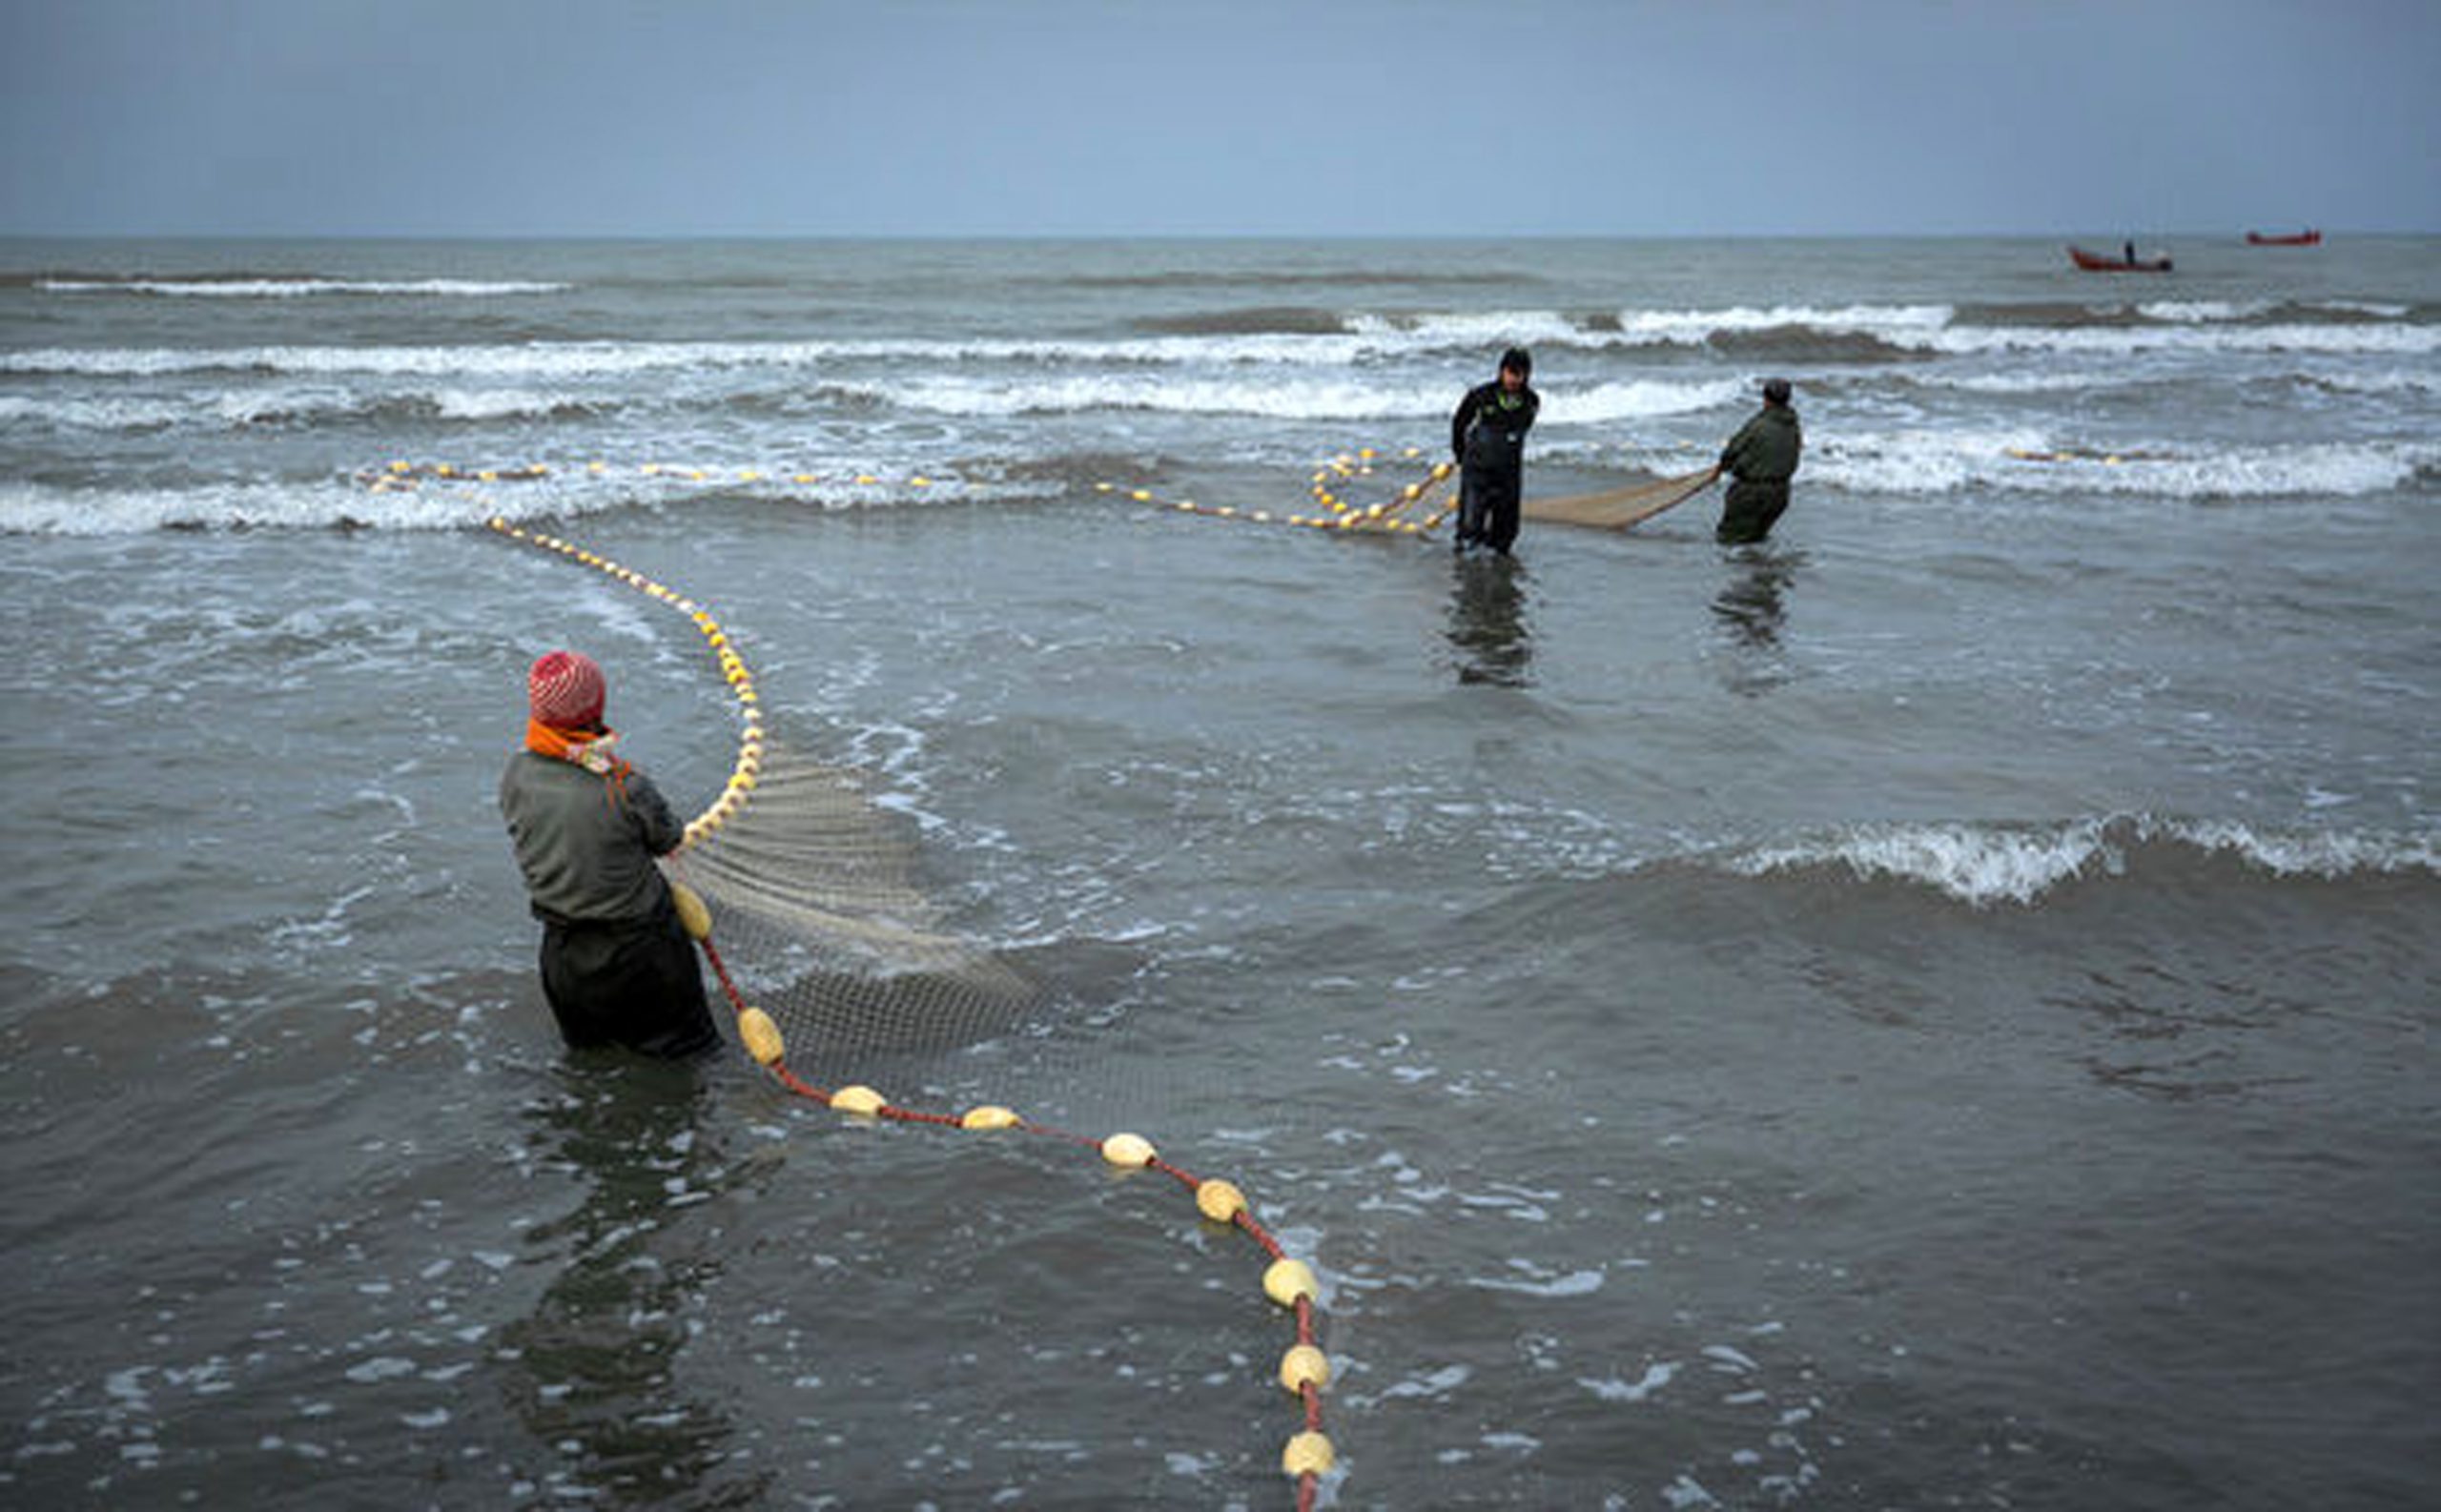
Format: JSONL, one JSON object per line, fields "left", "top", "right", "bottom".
{"left": 2246, "top": 229, "right": 2322, "bottom": 246}
{"left": 2067, "top": 244, "right": 2173, "bottom": 273}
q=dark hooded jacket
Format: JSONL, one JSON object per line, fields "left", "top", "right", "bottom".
{"left": 1720, "top": 401, "right": 1801, "bottom": 483}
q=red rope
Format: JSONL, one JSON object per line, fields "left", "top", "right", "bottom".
{"left": 695, "top": 933, "right": 1330, "bottom": 1496}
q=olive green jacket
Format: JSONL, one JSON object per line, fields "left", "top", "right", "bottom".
{"left": 499, "top": 750, "right": 685, "bottom": 928}
{"left": 1720, "top": 403, "right": 1802, "bottom": 483}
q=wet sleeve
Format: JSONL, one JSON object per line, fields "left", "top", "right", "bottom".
{"left": 624, "top": 769, "right": 688, "bottom": 856}
{"left": 1720, "top": 418, "right": 1753, "bottom": 473}
{"left": 1451, "top": 386, "right": 1480, "bottom": 459}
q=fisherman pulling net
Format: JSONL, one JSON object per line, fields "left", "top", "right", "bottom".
{"left": 1113, "top": 448, "right": 1720, "bottom": 541}
{"left": 483, "top": 518, "right": 1338, "bottom": 1509}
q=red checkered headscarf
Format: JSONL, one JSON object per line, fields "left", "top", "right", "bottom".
{"left": 528, "top": 649, "right": 605, "bottom": 729}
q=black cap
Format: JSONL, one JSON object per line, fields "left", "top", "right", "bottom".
{"left": 1501, "top": 347, "right": 1532, "bottom": 378}
{"left": 1762, "top": 378, "right": 1792, "bottom": 404}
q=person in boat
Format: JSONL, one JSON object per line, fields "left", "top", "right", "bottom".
{"left": 1716, "top": 378, "right": 1803, "bottom": 544}
{"left": 500, "top": 649, "right": 721, "bottom": 1058}
{"left": 2123, "top": 240, "right": 2137, "bottom": 265}
{"left": 1450, "top": 346, "right": 1541, "bottom": 555}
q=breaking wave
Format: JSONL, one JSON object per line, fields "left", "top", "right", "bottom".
{"left": 0, "top": 468, "right": 1054, "bottom": 536}
{"left": 1809, "top": 430, "right": 2438, "bottom": 499}
{"left": 1727, "top": 813, "right": 2438, "bottom": 907}
{"left": 9, "top": 292, "right": 2431, "bottom": 382}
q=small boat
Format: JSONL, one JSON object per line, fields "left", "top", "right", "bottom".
{"left": 2068, "top": 244, "right": 2173, "bottom": 273}
{"left": 2246, "top": 229, "right": 2321, "bottom": 246}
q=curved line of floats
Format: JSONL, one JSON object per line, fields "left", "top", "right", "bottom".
{"left": 1098, "top": 446, "right": 1458, "bottom": 537}
{"left": 373, "top": 447, "right": 1466, "bottom": 542}
{"left": 486, "top": 516, "right": 1338, "bottom": 1507}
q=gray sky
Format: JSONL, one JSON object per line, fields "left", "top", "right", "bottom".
{"left": 3, "top": 0, "right": 2433, "bottom": 238}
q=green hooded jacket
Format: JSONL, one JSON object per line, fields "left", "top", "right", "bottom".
{"left": 1720, "top": 402, "right": 1802, "bottom": 483}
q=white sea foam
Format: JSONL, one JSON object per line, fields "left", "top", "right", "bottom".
{"left": 883, "top": 371, "right": 1426, "bottom": 420}
{"left": 1914, "top": 320, "right": 2441, "bottom": 358}
{"left": 2173, "top": 819, "right": 2441, "bottom": 877}
{"left": 1814, "top": 430, "right": 2437, "bottom": 498}
{"left": 427, "top": 387, "right": 591, "bottom": 420}
{"left": 1376, "top": 1364, "right": 1472, "bottom": 1400}
{"left": 1918, "top": 363, "right": 2438, "bottom": 398}
{"left": 1578, "top": 1361, "right": 1678, "bottom": 1402}
{"left": 1469, "top": 1266, "right": 1605, "bottom": 1297}
{"left": 0, "top": 479, "right": 486, "bottom": 534}
{"left": 5, "top": 359, "right": 1738, "bottom": 431}
{"left": 1610, "top": 302, "right": 1956, "bottom": 345}
{"left": 1549, "top": 377, "right": 1753, "bottom": 423}
{"left": 1348, "top": 308, "right": 1587, "bottom": 350}
{"left": 0, "top": 466, "right": 1044, "bottom": 535}
{"left": 2136, "top": 299, "right": 2273, "bottom": 322}
{"left": 878, "top": 369, "right": 1746, "bottom": 423}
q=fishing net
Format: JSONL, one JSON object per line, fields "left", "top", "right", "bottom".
{"left": 1108, "top": 454, "right": 1718, "bottom": 540}
{"left": 1522, "top": 465, "right": 1719, "bottom": 531}
{"left": 667, "top": 737, "right": 1047, "bottom": 1070}
{"left": 480, "top": 520, "right": 1049, "bottom": 1084}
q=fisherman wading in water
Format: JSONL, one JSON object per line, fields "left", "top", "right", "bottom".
{"left": 1450, "top": 347, "right": 1541, "bottom": 556}
{"left": 500, "top": 650, "right": 721, "bottom": 1058}
{"left": 1715, "top": 378, "right": 1803, "bottom": 544}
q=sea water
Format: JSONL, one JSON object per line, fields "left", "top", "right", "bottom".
{"left": 3, "top": 235, "right": 2435, "bottom": 1508}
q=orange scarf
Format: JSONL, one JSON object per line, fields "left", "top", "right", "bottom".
{"left": 525, "top": 718, "right": 633, "bottom": 803}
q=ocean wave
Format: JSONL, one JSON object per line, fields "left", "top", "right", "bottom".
{"left": 2287, "top": 369, "right": 2438, "bottom": 398}
{"left": 0, "top": 478, "right": 500, "bottom": 535}
{"left": 1036, "top": 266, "right": 1528, "bottom": 291}
{"left": 1959, "top": 296, "right": 2420, "bottom": 329}
{"left": 1135, "top": 305, "right": 1365, "bottom": 337}
{"left": 1728, "top": 814, "right": 2438, "bottom": 907}
{"left": 0, "top": 393, "right": 188, "bottom": 432}
{"left": 1812, "top": 429, "right": 2437, "bottom": 498}
{"left": 0, "top": 386, "right": 608, "bottom": 432}
{"left": 1880, "top": 360, "right": 2438, "bottom": 401}
{"left": 1610, "top": 302, "right": 1956, "bottom": 344}
{"left": 0, "top": 467, "right": 1055, "bottom": 536}
{"left": 0, "top": 335, "right": 1368, "bottom": 378}
{"left": 29, "top": 276, "right": 568, "bottom": 297}
{"left": 1346, "top": 308, "right": 1592, "bottom": 350}
{"left": 879, "top": 372, "right": 1424, "bottom": 420}
{"left": 421, "top": 389, "right": 607, "bottom": 422}
{"left": 8, "top": 296, "right": 2429, "bottom": 381}
{"left": 0, "top": 312, "right": 1899, "bottom": 379}
{"left": 1549, "top": 377, "right": 1754, "bottom": 423}
{"left": 1369, "top": 299, "right": 2431, "bottom": 358}
{"left": 2, "top": 341, "right": 786, "bottom": 379}
{"left": 2136, "top": 298, "right": 2276, "bottom": 323}
{"left": 1914, "top": 321, "right": 2441, "bottom": 358}
{"left": 871, "top": 370, "right": 1745, "bottom": 423}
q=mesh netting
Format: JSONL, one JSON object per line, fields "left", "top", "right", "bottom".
{"left": 667, "top": 740, "right": 1045, "bottom": 1072}
{"left": 1522, "top": 465, "right": 1720, "bottom": 530}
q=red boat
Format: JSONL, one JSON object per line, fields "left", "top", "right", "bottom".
{"left": 2246, "top": 229, "right": 2321, "bottom": 246}
{"left": 2068, "top": 244, "right": 2173, "bottom": 273}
